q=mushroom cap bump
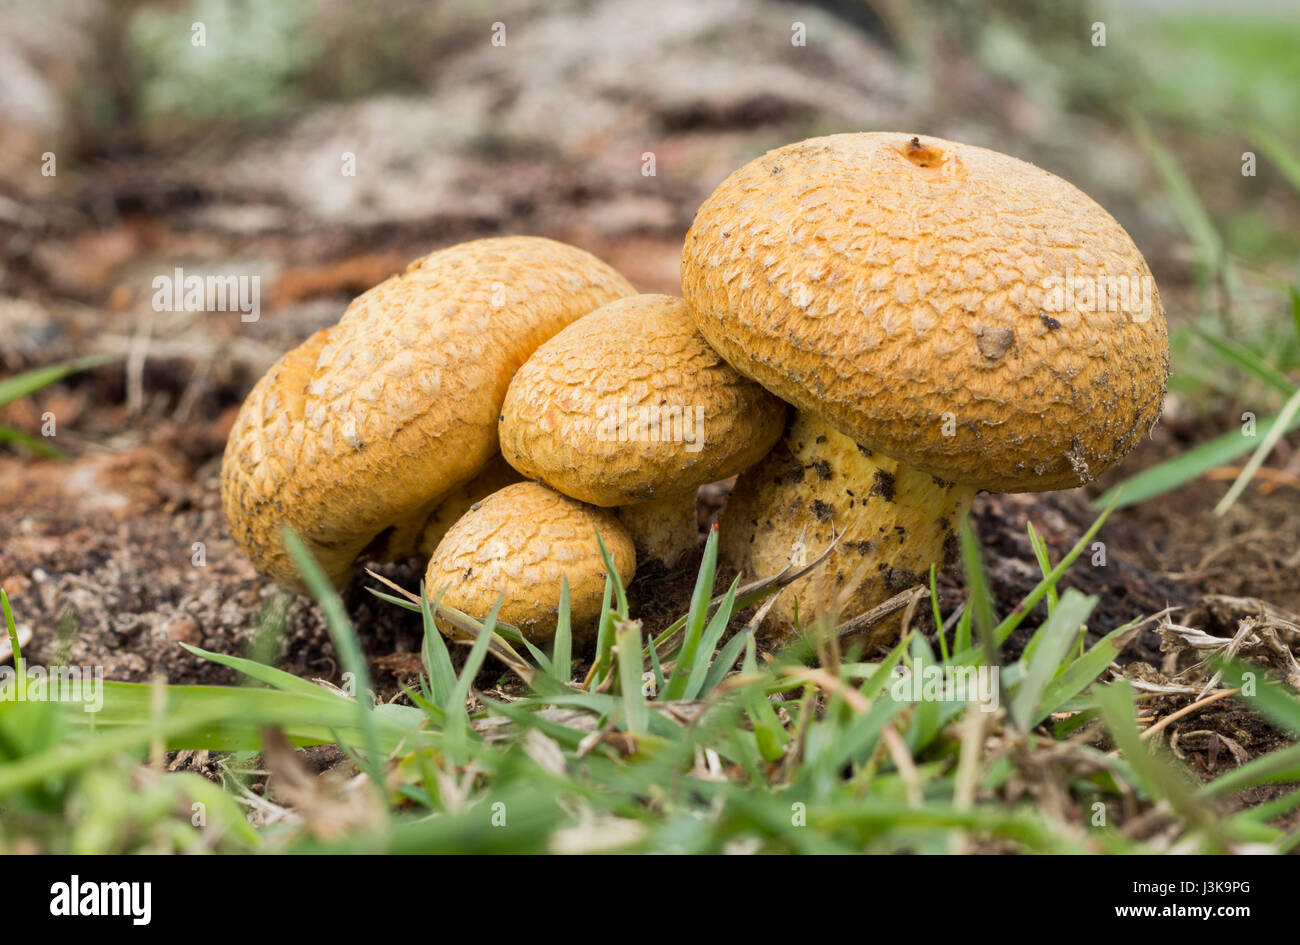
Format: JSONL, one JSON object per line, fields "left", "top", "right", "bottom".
{"left": 721, "top": 411, "right": 975, "bottom": 638}
{"left": 499, "top": 294, "right": 787, "bottom": 506}
{"left": 682, "top": 133, "right": 1169, "bottom": 493}
{"left": 221, "top": 237, "right": 635, "bottom": 590}
{"left": 426, "top": 482, "right": 636, "bottom": 643}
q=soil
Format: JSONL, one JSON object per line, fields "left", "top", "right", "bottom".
{"left": 3, "top": 386, "right": 1295, "bottom": 690}
{"left": 2, "top": 0, "right": 1297, "bottom": 813}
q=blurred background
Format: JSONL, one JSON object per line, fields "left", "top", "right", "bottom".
{"left": 1, "top": 0, "right": 1298, "bottom": 687}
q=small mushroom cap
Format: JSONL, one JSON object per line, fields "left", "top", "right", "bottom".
{"left": 682, "top": 133, "right": 1170, "bottom": 493}
{"left": 499, "top": 294, "right": 786, "bottom": 506}
{"left": 222, "top": 236, "right": 633, "bottom": 590}
{"left": 426, "top": 482, "right": 635, "bottom": 643}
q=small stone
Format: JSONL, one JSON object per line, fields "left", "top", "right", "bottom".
{"left": 160, "top": 615, "right": 202, "bottom": 646}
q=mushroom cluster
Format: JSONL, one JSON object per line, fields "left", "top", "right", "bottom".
{"left": 224, "top": 132, "right": 1169, "bottom": 647}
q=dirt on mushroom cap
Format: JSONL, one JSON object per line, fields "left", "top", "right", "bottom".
{"left": 425, "top": 481, "right": 636, "bottom": 643}
{"left": 681, "top": 132, "right": 1170, "bottom": 493}
{"left": 499, "top": 293, "right": 786, "bottom": 506}
{"left": 221, "top": 236, "right": 634, "bottom": 591}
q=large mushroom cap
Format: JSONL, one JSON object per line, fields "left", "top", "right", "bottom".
{"left": 682, "top": 133, "right": 1169, "bottom": 493}
{"left": 499, "top": 294, "right": 786, "bottom": 506}
{"left": 426, "top": 482, "right": 635, "bottom": 643}
{"left": 222, "top": 236, "right": 633, "bottom": 590}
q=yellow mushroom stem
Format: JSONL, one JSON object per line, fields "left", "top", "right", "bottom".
{"left": 614, "top": 490, "right": 699, "bottom": 570}
{"left": 720, "top": 412, "right": 976, "bottom": 646}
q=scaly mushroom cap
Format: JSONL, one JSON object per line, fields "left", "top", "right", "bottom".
{"left": 722, "top": 411, "right": 974, "bottom": 638}
{"left": 426, "top": 482, "right": 636, "bottom": 643}
{"left": 499, "top": 294, "right": 786, "bottom": 506}
{"left": 222, "top": 237, "right": 634, "bottom": 590}
{"left": 682, "top": 133, "right": 1169, "bottom": 493}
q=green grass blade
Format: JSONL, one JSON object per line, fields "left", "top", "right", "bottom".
{"left": 1217, "top": 661, "right": 1300, "bottom": 736}
{"left": 420, "top": 582, "right": 457, "bottom": 706}
{"left": 0, "top": 353, "right": 121, "bottom": 408}
{"left": 929, "top": 565, "right": 947, "bottom": 661}
{"left": 51, "top": 681, "right": 422, "bottom": 751}
{"left": 1214, "top": 386, "right": 1300, "bottom": 515}
{"left": 1133, "top": 116, "right": 1222, "bottom": 271}
{"left": 449, "top": 603, "right": 504, "bottom": 727}
{"left": 1200, "top": 743, "right": 1300, "bottom": 799}
{"left": 615, "top": 619, "right": 648, "bottom": 734}
{"left": 1010, "top": 590, "right": 1096, "bottom": 731}
{"left": 646, "top": 628, "right": 666, "bottom": 695}
{"left": 0, "top": 427, "right": 64, "bottom": 458}
{"left": 959, "top": 520, "right": 997, "bottom": 668}
{"left": 1193, "top": 328, "right": 1298, "bottom": 395}
{"left": 1249, "top": 125, "right": 1300, "bottom": 196}
{"left": 1095, "top": 410, "right": 1300, "bottom": 509}
{"left": 180, "top": 643, "right": 338, "bottom": 698}
{"left": 282, "top": 527, "right": 387, "bottom": 793}
{"left": 681, "top": 575, "right": 739, "bottom": 701}
{"left": 699, "top": 628, "right": 750, "bottom": 698}
{"left": 741, "top": 633, "right": 788, "bottom": 762}
{"left": 2, "top": 589, "right": 21, "bottom": 663}
{"left": 971, "top": 497, "right": 1116, "bottom": 651}
{"left": 1095, "top": 679, "right": 1228, "bottom": 849}
{"left": 595, "top": 531, "right": 629, "bottom": 616}
{"left": 1025, "top": 522, "right": 1058, "bottom": 620}
{"left": 1034, "top": 620, "right": 1137, "bottom": 727}
{"left": 590, "top": 575, "right": 616, "bottom": 691}
{"left": 552, "top": 576, "right": 572, "bottom": 683}
{"left": 663, "top": 527, "right": 719, "bottom": 701}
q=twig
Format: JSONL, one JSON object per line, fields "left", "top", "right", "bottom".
{"left": 126, "top": 311, "right": 153, "bottom": 415}
{"left": 781, "top": 666, "right": 870, "bottom": 713}
{"left": 835, "top": 585, "right": 928, "bottom": 640}
{"left": 881, "top": 724, "right": 922, "bottom": 808}
{"left": 364, "top": 568, "right": 535, "bottom": 684}
{"left": 1140, "top": 688, "right": 1239, "bottom": 743}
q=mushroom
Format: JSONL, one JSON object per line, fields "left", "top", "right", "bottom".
{"left": 425, "top": 481, "right": 635, "bottom": 642}
{"left": 682, "top": 133, "right": 1169, "bottom": 633}
{"left": 612, "top": 493, "right": 700, "bottom": 569}
{"left": 498, "top": 293, "right": 787, "bottom": 566}
{"left": 222, "top": 236, "right": 634, "bottom": 591}
{"left": 413, "top": 453, "right": 524, "bottom": 558}
{"left": 721, "top": 411, "right": 972, "bottom": 642}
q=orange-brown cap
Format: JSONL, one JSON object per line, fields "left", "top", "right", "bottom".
{"left": 682, "top": 133, "right": 1169, "bottom": 493}
{"left": 425, "top": 482, "right": 635, "bottom": 643}
{"left": 222, "top": 237, "right": 633, "bottom": 590}
{"left": 499, "top": 294, "right": 786, "bottom": 506}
